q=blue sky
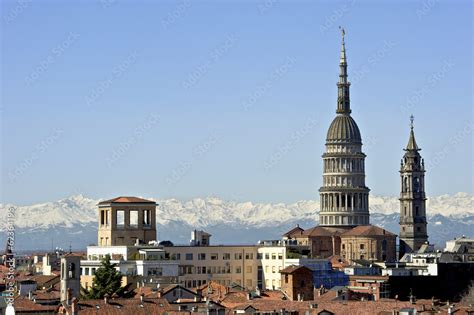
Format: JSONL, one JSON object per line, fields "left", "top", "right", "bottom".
{"left": 1, "top": 0, "right": 472, "bottom": 205}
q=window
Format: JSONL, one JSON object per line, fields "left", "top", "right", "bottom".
{"left": 342, "top": 244, "right": 345, "bottom": 250}
{"left": 143, "top": 209, "right": 151, "bottom": 226}
{"left": 84, "top": 267, "right": 90, "bottom": 276}
{"left": 130, "top": 210, "right": 138, "bottom": 227}
{"left": 100, "top": 210, "right": 105, "bottom": 225}
{"left": 148, "top": 267, "right": 163, "bottom": 276}
{"left": 211, "top": 253, "right": 218, "bottom": 260}
{"left": 272, "top": 266, "right": 276, "bottom": 273}
{"left": 265, "top": 253, "right": 270, "bottom": 260}
{"left": 234, "top": 253, "right": 242, "bottom": 260}
{"left": 245, "top": 253, "right": 253, "bottom": 260}
{"left": 116, "top": 210, "right": 125, "bottom": 227}
{"left": 360, "top": 244, "right": 365, "bottom": 250}
{"left": 257, "top": 253, "right": 263, "bottom": 259}
{"left": 223, "top": 253, "right": 231, "bottom": 260}
{"left": 271, "top": 253, "right": 276, "bottom": 260}
{"left": 404, "top": 207, "right": 407, "bottom": 216}
{"left": 246, "top": 266, "right": 252, "bottom": 273}
{"left": 236, "top": 266, "right": 242, "bottom": 273}
{"left": 185, "top": 253, "right": 193, "bottom": 260}
{"left": 278, "top": 253, "right": 283, "bottom": 260}
{"left": 414, "top": 177, "right": 420, "bottom": 193}
{"left": 415, "top": 206, "right": 419, "bottom": 216}
{"left": 198, "top": 253, "right": 206, "bottom": 260}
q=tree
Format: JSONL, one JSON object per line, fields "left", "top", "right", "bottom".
{"left": 84, "top": 254, "right": 123, "bottom": 299}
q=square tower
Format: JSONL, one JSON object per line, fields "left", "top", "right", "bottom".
{"left": 97, "top": 196, "right": 157, "bottom": 246}
{"left": 60, "top": 253, "right": 81, "bottom": 304}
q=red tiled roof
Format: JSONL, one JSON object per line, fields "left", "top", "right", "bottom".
{"left": 283, "top": 225, "right": 305, "bottom": 238}
{"left": 341, "top": 225, "right": 396, "bottom": 237}
{"left": 61, "top": 297, "right": 171, "bottom": 315}
{"left": 280, "top": 265, "right": 312, "bottom": 274}
{"left": 302, "top": 226, "right": 335, "bottom": 237}
{"left": 98, "top": 196, "right": 156, "bottom": 205}
{"left": 13, "top": 296, "right": 60, "bottom": 312}
{"left": 29, "top": 274, "right": 60, "bottom": 288}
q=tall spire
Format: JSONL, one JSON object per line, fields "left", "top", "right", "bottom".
{"left": 405, "top": 115, "right": 420, "bottom": 151}
{"left": 336, "top": 26, "right": 351, "bottom": 114}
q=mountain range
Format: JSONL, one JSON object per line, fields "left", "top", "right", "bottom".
{"left": 0, "top": 193, "right": 472, "bottom": 251}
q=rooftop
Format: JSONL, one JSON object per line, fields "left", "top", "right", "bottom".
{"left": 98, "top": 196, "right": 156, "bottom": 205}
{"left": 341, "top": 225, "right": 396, "bottom": 237}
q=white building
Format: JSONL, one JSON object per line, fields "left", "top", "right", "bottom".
{"left": 80, "top": 245, "right": 179, "bottom": 290}
{"left": 445, "top": 235, "right": 474, "bottom": 252}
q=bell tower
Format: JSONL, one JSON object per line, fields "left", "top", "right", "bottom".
{"left": 399, "top": 116, "right": 428, "bottom": 257}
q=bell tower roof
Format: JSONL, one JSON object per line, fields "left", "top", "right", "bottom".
{"left": 405, "top": 115, "right": 420, "bottom": 151}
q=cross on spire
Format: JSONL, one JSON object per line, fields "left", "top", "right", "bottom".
{"left": 410, "top": 115, "right": 415, "bottom": 130}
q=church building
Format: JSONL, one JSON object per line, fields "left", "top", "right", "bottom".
{"left": 284, "top": 29, "right": 397, "bottom": 262}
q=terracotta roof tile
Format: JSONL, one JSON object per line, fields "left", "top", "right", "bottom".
{"left": 280, "top": 265, "right": 312, "bottom": 274}
{"left": 98, "top": 196, "right": 156, "bottom": 205}
{"left": 341, "top": 225, "right": 396, "bottom": 237}
{"left": 283, "top": 225, "right": 305, "bottom": 238}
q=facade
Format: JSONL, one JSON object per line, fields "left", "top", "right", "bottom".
{"left": 347, "top": 275, "right": 390, "bottom": 301}
{"left": 80, "top": 245, "right": 179, "bottom": 290}
{"left": 399, "top": 117, "right": 428, "bottom": 256}
{"left": 60, "top": 254, "right": 81, "bottom": 304}
{"left": 164, "top": 245, "right": 259, "bottom": 289}
{"left": 445, "top": 235, "right": 474, "bottom": 253}
{"left": 286, "top": 258, "right": 348, "bottom": 289}
{"left": 340, "top": 225, "right": 397, "bottom": 262}
{"left": 97, "top": 196, "right": 157, "bottom": 246}
{"left": 280, "top": 265, "right": 314, "bottom": 301}
{"left": 319, "top": 29, "right": 370, "bottom": 228}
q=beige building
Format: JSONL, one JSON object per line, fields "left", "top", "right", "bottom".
{"left": 164, "top": 241, "right": 291, "bottom": 290}
{"left": 164, "top": 245, "right": 258, "bottom": 289}
{"left": 97, "top": 196, "right": 157, "bottom": 246}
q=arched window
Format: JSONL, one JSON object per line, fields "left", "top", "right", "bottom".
{"left": 414, "top": 177, "right": 420, "bottom": 192}
{"left": 69, "top": 262, "right": 76, "bottom": 279}
{"left": 404, "top": 177, "right": 409, "bottom": 192}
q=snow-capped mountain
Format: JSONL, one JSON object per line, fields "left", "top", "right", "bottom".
{"left": 0, "top": 193, "right": 472, "bottom": 251}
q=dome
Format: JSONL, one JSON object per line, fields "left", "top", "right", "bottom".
{"left": 326, "top": 114, "right": 361, "bottom": 144}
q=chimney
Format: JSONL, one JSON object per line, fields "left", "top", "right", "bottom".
{"left": 71, "top": 297, "right": 78, "bottom": 315}
{"left": 104, "top": 293, "right": 109, "bottom": 304}
{"left": 28, "top": 291, "right": 33, "bottom": 300}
